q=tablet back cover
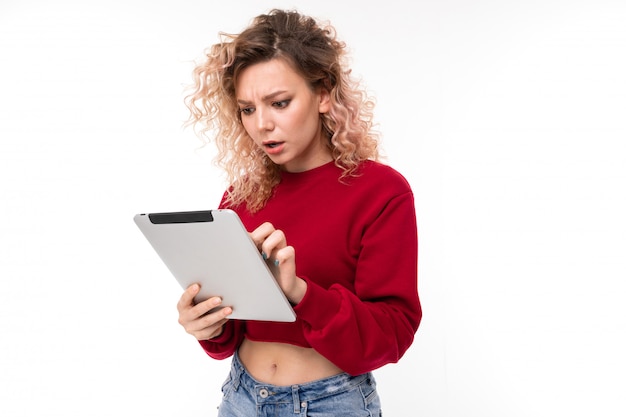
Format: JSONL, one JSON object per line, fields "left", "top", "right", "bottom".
{"left": 134, "top": 209, "right": 296, "bottom": 322}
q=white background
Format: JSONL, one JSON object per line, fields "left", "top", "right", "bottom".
{"left": 1, "top": 0, "right": 625, "bottom": 415}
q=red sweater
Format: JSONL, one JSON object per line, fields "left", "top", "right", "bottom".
{"left": 199, "top": 160, "right": 421, "bottom": 375}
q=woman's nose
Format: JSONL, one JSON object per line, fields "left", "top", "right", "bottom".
{"left": 255, "top": 108, "right": 274, "bottom": 131}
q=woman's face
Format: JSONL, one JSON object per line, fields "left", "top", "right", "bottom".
{"left": 235, "top": 58, "right": 331, "bottom": 173}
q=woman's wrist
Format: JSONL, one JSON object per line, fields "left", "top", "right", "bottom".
{"left": 288, "top": 277, "right": 307, "bottom": 305}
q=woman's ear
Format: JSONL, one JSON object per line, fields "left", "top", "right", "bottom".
{"left": 318, "top": 88, "right": 331, "bottom": 114}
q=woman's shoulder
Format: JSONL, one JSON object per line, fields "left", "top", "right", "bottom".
{"left": 356, "top": 160, "right": 413, "bottom": 191}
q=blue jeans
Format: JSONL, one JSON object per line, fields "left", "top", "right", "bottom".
{"left": 217, "top": 352, "right": 382, "bottom": 416}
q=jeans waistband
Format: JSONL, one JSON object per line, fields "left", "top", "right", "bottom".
{"left": 229, "top": 351, "right": 372, "bottom": 406}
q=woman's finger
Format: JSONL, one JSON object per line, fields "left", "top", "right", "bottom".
{"left": 249, "top": 222, "right": 275, "bottom": 248}
{"left": 261, "top": 229, "right": 287, "bottom": 260}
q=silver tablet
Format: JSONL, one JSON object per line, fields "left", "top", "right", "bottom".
{"left": 134, "top": 209, "right": 296, "bottom": 322}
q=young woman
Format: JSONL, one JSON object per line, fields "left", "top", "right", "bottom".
{"left": 177, "top": 9, "right": 421, "bottom": 416}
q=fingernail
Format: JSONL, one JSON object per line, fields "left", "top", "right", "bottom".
{"left": 274, "top": 259, "right": 280, "bottom": 266}
{"left": 262, "top": 252, "right": 268, "bottom": 260}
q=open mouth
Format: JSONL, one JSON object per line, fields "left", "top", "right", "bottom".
{"left": 264, "top": 141, "right": 284, "bottom": 149}
{"left": 262, "top": 140, "right": 285, "bottom": 154}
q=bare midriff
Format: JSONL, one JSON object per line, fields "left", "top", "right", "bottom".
{"left": 237, "top": 338, "right": 343, "bottom": 386}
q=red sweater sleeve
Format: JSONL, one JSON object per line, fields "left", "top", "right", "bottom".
{"left": 292, "top": 191, "right": 421, "bottom": 375}
{"left": 198, "top": 320, "right": 245, "bottom": 360}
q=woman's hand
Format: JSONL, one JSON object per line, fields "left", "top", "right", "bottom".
{"left": 250, "top": 222, "right": 307, "bottom": 304}
{"left": 176, "top": 283, "right": 232, "bottom": 340}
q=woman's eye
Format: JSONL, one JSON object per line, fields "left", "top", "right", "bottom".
{"left": 273, "top": 99, "right": 291, "bottom": 109}
{"left": 239, "top": 107, "right": 254, "bottom": 116}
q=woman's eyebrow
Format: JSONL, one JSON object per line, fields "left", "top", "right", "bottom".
{"left": 237, "top": 90, "right": 288, "bottom": 105}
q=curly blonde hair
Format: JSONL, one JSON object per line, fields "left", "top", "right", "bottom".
{"left": 184, "top": 9, "right": 380, "bottom": 212}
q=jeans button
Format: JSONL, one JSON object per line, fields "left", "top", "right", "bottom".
{"left": 259, "top": 388, "right": 269, "bottom": 398}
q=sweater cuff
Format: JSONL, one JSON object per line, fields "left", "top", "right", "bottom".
{"left": 293, "top": 276, "right": 341, "bottom": 330}
{"left": 198, "top": 320, "right": 232, "bottom": 350}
